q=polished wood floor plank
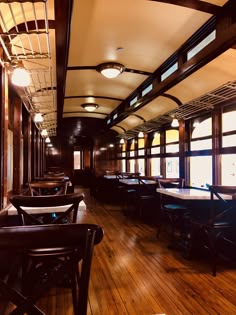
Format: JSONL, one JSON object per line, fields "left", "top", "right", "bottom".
{"left": 4, "top": 186, "right": 236, "bottom": 314}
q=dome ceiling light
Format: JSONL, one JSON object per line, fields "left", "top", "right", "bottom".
{"left": 96, "top": 62, "right": 125, "bottom": 79}
{"left": 34, "top": 113, "right": 44, "bottom": 123}
{"left": 11, "top": 65, "right": 30, "bottom": 87}
{"left": 81, "top": 103, "right": 99, "bottom": 112}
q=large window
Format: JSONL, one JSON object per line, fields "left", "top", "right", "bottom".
{"left": 165, "top": 129, "right": 179, "bottom": 153}
{"left": 189, "top": 116, "right": 212, "bottom": 187}
{"left": 221, "top": 108, "right": 236, "bottom": 185}
{"left": 166, "top": 157, "right": 179, "bottom": 178}
{"left": 151, "top": 157, "right": 161, "bottom": 176}
{"left": 190, "top": 156, "right": 212, "bottom": 187}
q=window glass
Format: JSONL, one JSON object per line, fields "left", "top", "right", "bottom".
{"left": 187, "top": 30, "right": 216, "bottom": 60}
{"left": 122, "top": 152, "right": 126, "bottom": 157}
{"left": 152, "top": 133, "right": 160, "bottom": 146}
{"left": 222, "top": 111, "right": 236, "bottom": 133}
{"left": 121, "top": 159, "right": 126, "bottom": 172}
{"left": 161, "top": 62, "right": 178, "bottom": 81}
{"left": 166, "top": 157, "right": 179, "bottom": 178}
{"left": 74, "top": 151, "right": 81, "bottom": 169}
{"left": 151, "top": 157, "right": 161, "bottom": 176}
{"left": 130, "top": 140, "right": 135, "bottom": 150}
{"left": 151, "top": 147, "right": 160, "bottom": 154}
{"left": 130, "top": 151, "right": 135, "bottom": 157}
{"left": 138, "top": 149, "right": 145, "bottom": 156}
{"left": 166, "top": 129, "right": 179, "bottom": 143}
{"left": 190, "top": 156, "right": 212, "bottom": 188}
{"left": 192, "top": 117, "right": 212, "bottom": 139}
{"left": 138, "top": 158, "right": 145, "bottom": 176}
{"left": 166, "top": 144, "right": 179, "bottom": 153}
{"left": 129, "top": 159, "right": 135, "bottom": 173}
{"left": 122, "top": 143, "right": 126, "bottom": 151}
{"left": 138, "top": 138, "right": 144, "bottom": 148}
{"left": 191, "top": 139, "right": 212, "bottom": 150}
{"left": 221, "top": 154, "right": 236, "bottom": 185}
{"left": 222, "top": 134, "right": 236, "bottom": 148}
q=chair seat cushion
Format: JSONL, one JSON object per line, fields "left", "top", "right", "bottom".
{"left": 164, "top": 203, "right": 188, "bottom": 212}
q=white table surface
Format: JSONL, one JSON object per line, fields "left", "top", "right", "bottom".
{"left": 120, "top": 178, "right": 156, "bottom": 185}
{"left": 7, "top": 200, "right": 86, "bottom": 216}
{"left": 156, "top": 188, "right": 232, "bottom": 200}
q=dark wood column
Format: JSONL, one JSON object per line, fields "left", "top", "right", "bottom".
{"left": 179, "top": 119, "right": 185, "bottom": 180}
{"left": 22, "top": 106, "right": 31, "bottom": 185}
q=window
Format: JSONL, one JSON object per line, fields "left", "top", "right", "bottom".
{"left": 129, "top": 159, "right": 135, "bottom": 173}
{"left": 151, "top": 157, "right": 161, "bottom": 176}
{"left": 151, "top": 132, "right": 160, "bottom": 154}
{"left": 161, "top": 62, "right": 178, "bottom": 81}
{"left": 191, "top": 117, "right": 212, "bottom": 150}
{"left": 74, "top": 151, "right": 81, "bottom": 169}
{"left": 222, "top": 110, "right": 236, "bottom": 148}
{"left": 138, "top": 158, "right": 145, "bottom": 176}
{"left": 221, "top": 154, "right": 236, "bottom": 185}
{"left": 190, "top": 156, "right": 212, "bottom": 188}
{"left": 166, "top": 129, "right": 179, "bottom": 153}
{"left": 166, "top": 157, "right": 179, "bottom": 178}
{"left": 187, "top": 30, "right": 216, "bottom": 60}
{"left": 138, "top": 137, "right": 145, "bottom": 156}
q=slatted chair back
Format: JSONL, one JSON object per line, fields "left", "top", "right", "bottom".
{"left": 0, "top": 223, "right": 104, "bottom": 315}
{"left": 29, "top": 181, "right": 69, "bottom": 196}
{"left": 10, "top": 193, "right": 84, "bottom": 226}
{"left": 157, "top": 178, "right": 185, "bottom": 189}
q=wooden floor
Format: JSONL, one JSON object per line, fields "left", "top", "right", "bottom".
{"left": 4, "top": 186, "right": 236, "bottom": 314}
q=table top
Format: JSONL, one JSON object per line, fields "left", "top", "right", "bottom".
{"left": 7, "top": 200, "right": 86, "bottom": 216}
{"left": 120, "top": 178, "right": 156, "bottom": 185}
{"left": 156, "top": 188, "right": 233, "bottom": 200}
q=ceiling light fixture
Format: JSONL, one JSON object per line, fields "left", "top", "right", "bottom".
{"left": 41, "top": 129, "right": 48, "bottom": 137}
{"left": 11, "top": 63, "right": 30, "bottom": 87}
{"left": 138, "top": 131, "right": 144, "bottom": 138}
{"left": 171, "top": 117, "right": 179, "bottom": 128}
{"left": 81, "top": 103, "right": 99, "bottom": 112}
{"left": 120, "top": 138, "right": 125, "bottom": 144}
{"left": 34, "top": 112, "right": 44, "bottom": 123}
{"left": 45, "top": 137, "right": 50, "bottom": 143}
{"left": 96, "top": 62, "right": 125, "bottom": 79}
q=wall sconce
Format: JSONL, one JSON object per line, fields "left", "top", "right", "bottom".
{"left": 81, "top": 103, "right": 99, "bottom": 112}
{"left": 34, "top": 113, "right": 44, "bottom": 123}
{"left": 96, "top": 62, "right": 125, "bottom": 79}
{"left": 171, "top": 117, "right": 179, "bottom": 128}
{"left": 11, "top": 62, "right": 30, "bottom": 87}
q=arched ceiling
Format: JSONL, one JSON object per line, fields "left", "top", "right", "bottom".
{"left": 1, "top": 0, "right": 236, "bottom": 141}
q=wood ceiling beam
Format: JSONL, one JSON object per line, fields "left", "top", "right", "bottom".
{"left": 149, "top": 0, "right": 220, "bottom": 15}
{"left": 54, "top": 0, "right": 73, "bottom": 136}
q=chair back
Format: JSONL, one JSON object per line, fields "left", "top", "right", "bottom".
{"left": 157, "top": 178, "right": 185, "bottom": 188}
{"left": 0, "top": 223, "right": 104, "bottom": 315}
{"left": 29, "top": 181, "right": 69, "bottom": 196}
{"left": 207, "top": 185, "right": 236, "bottom": 224}
{"left": 10, "top": 193, "right": 84, "bottom": 225}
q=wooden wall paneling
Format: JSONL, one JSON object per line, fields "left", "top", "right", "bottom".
{"left": 0, "top": 66, "right": 9, "bottom": 208}
{"left": 13, "top": 96, "right": 22, "bottom": 194}
{"left": 179, "top": 119, "right": 185, "bottom": 180}
{"left": 22, "top": 106, "right": 31, "bottom": 185}
{"left": 31, "top": 123, "right": 36, "bottom": 180}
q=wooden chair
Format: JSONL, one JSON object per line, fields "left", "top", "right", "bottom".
{"left": 187, "top": 185, "right": 236, "bottom": 276}
{"left": 10, "top": 193, "right": 84, "bottom": 225}
{"left": 29, "top": 181, "right": 69, "bottom": 196}
{"left": 0, "top": 223, "right": 104, "bottom": 315}
{"left": 156, "top": 178, "right": 189, "bottom": 242}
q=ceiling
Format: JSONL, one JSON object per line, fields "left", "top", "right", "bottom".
{"left": 1, "top": 0, "right": 236, "bottom": 140}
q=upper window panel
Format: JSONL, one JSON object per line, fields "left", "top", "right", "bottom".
{"left": 166, "top": 129, "right": 179, "bottom": 143}
{"left": 191, "top": 117, "right": 212, "bottom": 139}
{"left": 222, "top": 110, "right": 236, "bottom": 133}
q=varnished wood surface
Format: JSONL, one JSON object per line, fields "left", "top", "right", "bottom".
{"left": 3, "top": 187, "right": 236, "bottom": 314}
